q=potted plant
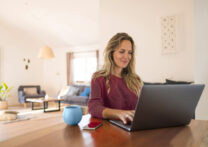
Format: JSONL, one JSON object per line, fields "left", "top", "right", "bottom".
{"left": 0, "top": 82, "right": 13, "bottom": 109}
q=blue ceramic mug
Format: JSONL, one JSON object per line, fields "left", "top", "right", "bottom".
{"left": 63, "top": 106, "right": 82, "bottom": 126}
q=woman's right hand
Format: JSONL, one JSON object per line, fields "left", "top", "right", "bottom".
{"left": 102, "top": 108, "right": 135, "bottom": 124}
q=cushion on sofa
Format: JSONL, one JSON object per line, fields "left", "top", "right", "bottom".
{"left": 66, "top": 86, "right": 80, "bottom": 96}
{"left": 57, "top": 86, "right": 70, "bottom": 98}
{"left": 79, "top": 87, "right": 90, "bottom": 97}
{"left": 165, "top": 79, "right": 193, "bottom": 84}
{"left": 23, "top": 88, "right": 38, "bottom": 95}
{"left": 73, "top": 85, "right": 87, "bottom": 96}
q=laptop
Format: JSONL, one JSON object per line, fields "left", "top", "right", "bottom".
{"left": 109, "top": 84, "right": 205, "bottom": 131}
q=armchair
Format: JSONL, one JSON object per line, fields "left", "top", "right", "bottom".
{"left": 18, "top": 85, "right": 46, "bottom": 104}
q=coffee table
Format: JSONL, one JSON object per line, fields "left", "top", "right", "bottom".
{"left": 26, "top": 98, "right": 63, "bottom": 113}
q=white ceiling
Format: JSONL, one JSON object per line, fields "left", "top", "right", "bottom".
{"left": 0, "top": 0, "right": 99, "bottom": 47}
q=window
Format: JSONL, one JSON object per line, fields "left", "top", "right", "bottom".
{"left": 67, "top": 50, "right": 99, "bottom": 85}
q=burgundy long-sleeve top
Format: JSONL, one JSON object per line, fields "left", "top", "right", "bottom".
{"left": 88, "top": 74, "right": 139, "bottom": 118}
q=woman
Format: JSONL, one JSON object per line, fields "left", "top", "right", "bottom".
{"left": 88, "top": 32, "right": 143, "bottom": 124}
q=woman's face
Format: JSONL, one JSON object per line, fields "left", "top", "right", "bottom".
{"left": 113, "top": 40, "right": 133, "bottom": 70}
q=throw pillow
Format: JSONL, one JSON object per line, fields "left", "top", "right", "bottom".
{"left": 58, "top": 86, "right": 70, "bottom": 98}
{"left": 165, "top": 79, "right": 193, "bottom": 84}
{"left": 23, "top": 88, "right": 38, "bottom": 95}
{"left": 67, "top": 86, "right": 80, "bottom": 96}
{"left": 80, "top": 87, "right": 90, "bottom": 97}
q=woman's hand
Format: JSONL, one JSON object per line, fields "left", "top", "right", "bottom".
{"left": 115, "top": 110, "right": 135, "bottom": 124}
{"left": 102, "top": 108, "right": 135, "bottom": 124}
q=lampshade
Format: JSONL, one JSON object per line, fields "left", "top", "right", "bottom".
{"left": 38, "top": 46, "right": 55, "bottom": 59}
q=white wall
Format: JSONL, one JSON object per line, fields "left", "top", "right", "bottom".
{"left": 42, "top": 44, "right": 99, "bottom": 97}
{"left": 0, "top": 21, "right": 44, "bottom": 105}
{"left": 194, "top": 0, "right": 208, "bottom": 120}
{"left": 100, "top": 0, "right": 194, "bottom": 82}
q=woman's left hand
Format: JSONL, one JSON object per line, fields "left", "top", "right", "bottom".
{"left": 102, "top": 108, "right": 135, "bottom": 124}
{"left": 115, "top": 110, "right": 135, "bottom": 124}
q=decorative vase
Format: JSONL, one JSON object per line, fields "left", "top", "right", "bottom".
{"left": 0, "top": 101, "right": 8, "bottom": 110}
{"left": 63, "top": 106, "right": 82, "bottom": 126}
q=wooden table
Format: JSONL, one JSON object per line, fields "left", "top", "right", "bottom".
{"left": 0, "top": 114, "right": 208, "bottom": 147}
{"left": 26, "top": 98, "right": 63, "bottom": 112}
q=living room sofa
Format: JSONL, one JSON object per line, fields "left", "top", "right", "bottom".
{"left": 58, "top": 85, "right": 90, "bottom": 106}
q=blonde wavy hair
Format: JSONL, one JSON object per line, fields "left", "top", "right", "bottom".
{"left": 93, "top": 32, "right": 143, "bottom": 95}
